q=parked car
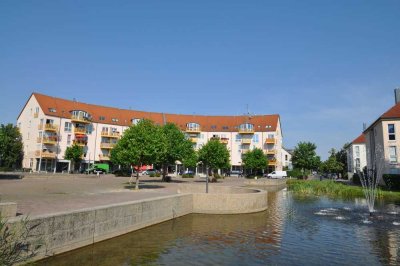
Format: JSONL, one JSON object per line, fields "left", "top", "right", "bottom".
{"left": 141, "top": 169, "right": 159, "bottom": 176}
{"left": 230, "top": 170, "right": 243, "bottom": 177}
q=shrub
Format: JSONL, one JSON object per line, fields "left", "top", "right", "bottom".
{"left": 383, "top": 174, "right": 400, "bottom": 191}
{"left": 287, "top": 169, "right": 303, "bottom": 178}
{"left": 182, "top": 174, "right": 194, "bottom": 178}
{"left": 149, "top": 173, "right": 155, "bottom": 177}
{"left": 213, "top": 173, "right": 223, "bottom": 179}
{"left": 155, "top": 172, "right": 161, "bottom": 177}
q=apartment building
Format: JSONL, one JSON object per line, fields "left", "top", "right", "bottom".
{"left": 346, "top": 134, "right": 367, "bottom": 177}
{"left": 281, "top": 148, "right": 293, "bottom": 170}
{"left": 17, "top": 93, "right": 284, "bottom": 173}
{"left": 364, "top": 89, "right": 400, "bottom": 179}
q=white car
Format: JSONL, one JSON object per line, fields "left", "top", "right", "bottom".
{"left": 266, "top": 171, "right": 287, "bottom": 179}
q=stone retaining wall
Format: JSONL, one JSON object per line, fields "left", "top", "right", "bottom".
{"left": 244, "top": 178, "right": 287, "bottom": 186}
{"left": 9, "top": 194, "right": 193, "bottom": 261}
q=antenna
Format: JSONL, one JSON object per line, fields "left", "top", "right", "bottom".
{"left": 244, "top": 104, "right": 254, "bottom": 120}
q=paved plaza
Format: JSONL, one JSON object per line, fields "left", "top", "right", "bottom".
{"left": 0, "top": 174, "right": 246, "bottom": 216}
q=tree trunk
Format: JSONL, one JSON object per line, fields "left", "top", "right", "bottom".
{"left": 162, "top": 164, "right": 168, "bottom": 181}
{"left": 135, "top": 171, "right": 140, "bottom": 190}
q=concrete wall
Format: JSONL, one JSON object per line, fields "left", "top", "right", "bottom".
{"left": 177, "top": 184, "right": 268, "bottom": 214}
{"left": 244, "top": 178, "right": 287, "bottom": 187}
{"left": 9, "top": 194, "right": 193, "bottom": 261}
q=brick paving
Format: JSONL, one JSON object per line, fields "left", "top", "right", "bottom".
{"left": 0, "top": 174, "right": 246, "bottom": 216}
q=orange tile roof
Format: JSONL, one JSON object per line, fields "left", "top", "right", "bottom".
{"left": 364, "top": 102, "right": 400, "bottom": 133}
{"left": 30, "top": 92, "right": 280, "bottom": 132}
{"left": 352, "top": 134, "right": 365, "bottom": 144}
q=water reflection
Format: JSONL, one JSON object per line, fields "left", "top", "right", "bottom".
{"left": 38, "top": 190, "right": 400, "bottom": 266}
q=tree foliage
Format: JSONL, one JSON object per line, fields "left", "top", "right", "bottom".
{"left": 242, "top": 148, "right": 268, "bottom": 174}
{"left": 182, "top": 149, "right": 198, "bottom": 169}
{"left": 64, "top": 144, "right": 84, "bottom": 172}
{"left": 0, "top": 124, "right": 23, "bottom": 169}
{"left": 159, "top": 123, "right": 194, "bottom": 179}
{"left": 198, "top": 139, "right": 230, "bottom": 175}
{"left": 336, "top": 143, "right": 350, "bottom": 177}
{"left": 111, "top": 119, "right": 167, "bottom": 189}
{"left": 292, "top": 142, "right": 321, "bottom": 176}
{"left": 321, "top": 148, "right": 344, "bottom": 177}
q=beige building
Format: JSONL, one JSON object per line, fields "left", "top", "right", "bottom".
{"left": 281, "top": 148, "right": 292, "bottom": 170}
{"left": 364, "top": 91, "right": 400, "bottom": 178}
{"left": 346, "top": 134, "right": 367, "bottom": 176}
{"left": 17, "top": 93, "right": 284, "bottom": 174}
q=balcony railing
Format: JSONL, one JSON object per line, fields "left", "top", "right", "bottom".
{"left": 101, "top": 131, "right": 120, "bottom": 138}
{"left": 74, "top": 127, "right": 87, "bottom": 134}
{"left": 33, "top": 112, "right": 39, "bottom": 118}
{"left": 38, "top": 124, "right": 58, "bottom": 131}
{"left": 73, "top": 140, "right": 87, "bottom": 146}
{"left": 35, "top": 150, "right": 57, "bottom": 159}
{"left": 189, "top": 137, "right": 198, "bottom": 143}
{"left": 37, "top": 136, "right": 58, "bottom": 145}
{"left": 268, "top": 159, "right": 277, "bottom": 166}
{"left": 265, "top": 138, "right": 276, "bottom": 144}
{"left": 241, "top": 139, "right": 251, "bottom": 144}
{"left": 220, "top": 138, "right": 229, "bottom": 144}
{"left": 186, "top": 127, "right": 201, "bottom": 133}
{"left": 100, "top": 142, "right": 116, "bottom": 149}
{"left": 99, "top": 154, "right": 111, "bottom": 161}
{"left": 71, "top": 115, "right": 92, "bottom": 124}
{"left": 241, "top": 147, "right": 250, "bottom": 152}
{"left": 264, "top": 149, "right": 276, "bottom": 155}
{"left": 238, "top": 128, "right": 254, "bottom": 134}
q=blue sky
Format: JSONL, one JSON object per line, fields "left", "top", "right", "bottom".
{"left": 1, "top": 0, "right": 399, "bottom": 159}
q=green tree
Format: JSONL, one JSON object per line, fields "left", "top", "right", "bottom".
{"left": 64, "top": 144, "right": 84, "bottom": 172}
{"left": 292, "top": 141, "right": 321, "bottom": 177}
{"left": 242, "top": 148, "right": 268, "bottom": 176}
{"left": 182, "top": 149, "right": 198, "bottom": 170}
{"left": 198, "top": 139, "right": 230, "bottom": 178}
{"left": 159, "top": 123, "right": 194, "bottom": 181}
{"left": 110, "top": 119, "right": 167, "bottom": 189}
{"left": 0, "top": 124, "right": 23, "bottom": 169}
{"left": 321, "top": 148, "right": 344, "bottom": 178}
{"left": 336, "top": 143, "right": 350, "bottom": 178}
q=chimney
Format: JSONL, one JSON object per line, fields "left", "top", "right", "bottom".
{"left": 395, "top": 88, "right": 400, "bottom": 104}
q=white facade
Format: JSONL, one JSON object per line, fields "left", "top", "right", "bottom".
{"left": 346, "top": 142, "right": 367, "bottom": 174}
{"left": 17, "top": 93, "right": 284, "bottom": 173}
{"left": 281, "top": 148, "right": 292, "bottom": 170}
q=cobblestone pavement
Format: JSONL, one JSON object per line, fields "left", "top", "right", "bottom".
{"left": 0, "top": 174, "right": 247, "bottom": 216}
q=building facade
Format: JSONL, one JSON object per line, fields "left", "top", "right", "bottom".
{"left": 346, "top": 134, "right": 367, "bottom": 176}
{"left": 17, "top": 93, "right": 284, "bottom": 173}
{"left": 364, "top": 91, "right": 400, "bottom": 179}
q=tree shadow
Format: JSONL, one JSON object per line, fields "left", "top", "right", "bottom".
{"left": 124, "top": 184, "right": 166, "bottom": 189}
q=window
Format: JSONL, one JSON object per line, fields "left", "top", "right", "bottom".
{"left": 67, "top": 134, "right": 71, "bottom": 145}
{"left": 268, "top": 134, "right": 274, "bottom": 139}
{"left": 355, "top": 158, "right": 361, "bottom": 170}
{"left": 222, "top": 126, "right": 229, "bottom": 130}
{"left": 253, "top": 134, "right": 259, "bottom": 143}
{"left": 211, "top": 125, "right": 217, "bottom": 129}
{"left": 388, "top": 124, "right": 395, "bottom": 140}
{"left": 235, "top": 134, "right": 241, "bottom": 142}
{"left": 355, "top": 146, "right": 360, "bottom": 157}
{"left": 112, "top": 118, "right": 118, "bottom": 123}
{"left": 64, "top": 122, "right": 72, "bottom": 132}
{"left": 102, "top": 127, "right": 109, "bottom": 133}
{"left": 131, "top": 118, "right": 141, "bottom": 125}
{"left": 389, "top": 146, "right": 397, "bottom": 163}
{"left": 49, "top": 108, "right": 56, "bottom": 113}
{"left": 99, "top": 116, "right": 105, "bottom": 121}
{"left": 285, "top": 155, "right": 288, "bottom": 161}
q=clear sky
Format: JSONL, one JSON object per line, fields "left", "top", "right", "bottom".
{"left": 1, "top": 0, "right": 399, "bottom": 159}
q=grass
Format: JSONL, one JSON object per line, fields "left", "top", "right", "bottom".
{"left": 286, "top": 179, "right": 400, "bottom": 201}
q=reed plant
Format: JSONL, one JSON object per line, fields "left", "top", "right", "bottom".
{"left": 286, "top": 180, "right": 400, "bottom": 200}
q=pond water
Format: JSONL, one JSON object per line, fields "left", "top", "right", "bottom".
{"left": 38, "top": 189, "right": 400, "bottom": 266}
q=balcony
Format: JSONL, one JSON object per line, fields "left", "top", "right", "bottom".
{"left": 38, "top": 124, "right": 58, "bottom": 132}
{"left": 220, "top": 138, "right": 229, "bottom": 144}
{"left": 71, "top": 115, "right": 92, "bottom": 124}
{"left": 33, "top": 112, "right": 39, "bottom": 118}
{"left": 99, "top": 154, "right": 110, "bottom": 161}
{"left": 37, "top": 136, "right": 58, "bottom": 145}
{"left": 241, "top": 147, "right": 250, "bottom": 153}
{"left": 73, "top": 140, "right": 87, "bottom": 147}
{"left": 186, "top": 127, "right": 201, "bottom": 134}
{"left": 265, "top": 138, "right": 276, "bottom": 144}
{"left": 35, "top": 150, "right": 57, "bottom": 159}
{"left": 101, "top": 131, "right": 120, "bottom": 138}
{"left": 238, "top": 128, "right": 254, "bottom": 134}
{"left": 241, "top": 139, "right": 251, "bottom": 145}
{"left": 100, "top": 142, "right": 116, "bottom": 149}
{"left": 268, "top": 159, "right": 277, "bottom": 166}
{"left": 189, "top": 137, "right": 198, "bottom": 143}
{"left": 264, "top": 149, "right": 276, "bottom": 155}
{"left": 74, "top": 127, "right": 87, "bottom": 134}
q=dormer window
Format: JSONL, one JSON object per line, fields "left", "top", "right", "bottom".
{"left": 71, "top": 110, "right": 92, "bottom": 123}
{"left": 99, "top": 116, "right": 105, "bottom": 121}
{"left": 238, "top": 123, "right": 254, "bottom": 134}
{"left": 49, "top": 108, "right": 56, "bottom": 113}
{"left": 131, "top": 118, "right": 141, "bottom": 125}
{"left": 112, "top": 118, "right": 119, "bottom": 123}
{"left": 186, "top": 123, "right": 201, "bottom": 133}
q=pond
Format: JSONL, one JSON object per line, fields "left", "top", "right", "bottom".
{"left": 37, "top": 189, "right": 400, "bottom": 266}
